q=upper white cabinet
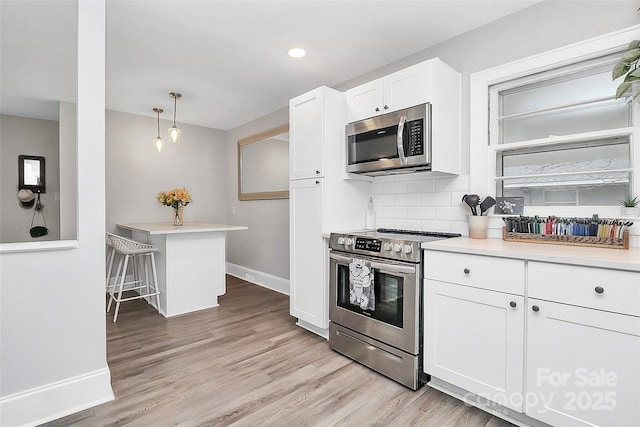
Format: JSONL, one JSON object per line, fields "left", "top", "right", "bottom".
{"left": 289, "top": 89, "right": 326, "bottom": 180}
{"left": 345, "top": 58, "right": 457, "bottom": 122}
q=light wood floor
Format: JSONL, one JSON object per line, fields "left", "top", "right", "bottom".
{"left": 46, "top": 276, "right": 514, "bottom": 427}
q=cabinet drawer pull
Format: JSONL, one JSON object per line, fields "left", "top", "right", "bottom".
{"left": 375, "top": 107, "right": 380, "bottom": 112}
{"left": 315, "top": 180, "right": 320, "bottom": 184}
{"left": 532, "top": 305, "right": 540, "bottom": 312}
{"left": 594, "top": 286, "right": 605, "bottom": 294}
{"left": 510, "top": 301, "right": 517, "bottom": 308}
{"left": 384, "top": 105, "right": 389, "bottom": 110}
{"left": 463, "top": 268, "right": 470, "bottom": 274}
{"left": 316, "top": 170, "right": 320, "bottom": 175}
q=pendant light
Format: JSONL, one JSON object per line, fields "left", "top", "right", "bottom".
{"left": 153, "top": 107, "right": 164, "bottom": 152}
{"left": 168, "top": 92, "right": 182, "bottom": 143}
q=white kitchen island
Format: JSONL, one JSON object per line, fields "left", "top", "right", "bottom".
{"left": 116, "top": 222, "right": 248, "bottom": 317}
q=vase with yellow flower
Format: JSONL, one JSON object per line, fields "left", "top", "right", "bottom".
{"left": 157, "top": 188, "right": 192, "bottom": 226}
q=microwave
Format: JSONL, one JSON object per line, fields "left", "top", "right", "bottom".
{"left": 346, "top": 103, "right": 431, "bottom": 176}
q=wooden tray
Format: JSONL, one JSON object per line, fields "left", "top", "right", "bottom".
{"left": 502, "top": 227, "right": 629, "bottom": 250}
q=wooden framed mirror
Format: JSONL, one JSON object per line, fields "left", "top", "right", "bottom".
{"left": 238, "top": 124, "right": 289, "bottom": 201}
{"left": 18, "top": 154, "right": 46, "bottom": 193}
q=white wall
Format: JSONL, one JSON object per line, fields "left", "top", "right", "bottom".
{"left": 0, "top": 2, "right": 113, "bottom": 425}
{"left": 0, "top": 114, "right": 61, "bottom": 243}
{"left": 105, "top": 110, "right": 229, "bottom": 235}
{"left": 226, "top": 107, "right": 290, "bottom": 283}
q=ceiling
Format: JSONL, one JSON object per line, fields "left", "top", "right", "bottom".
{"left": 2, "top": 0, "right": 540, "bottom": 130}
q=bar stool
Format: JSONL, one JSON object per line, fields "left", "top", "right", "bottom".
{"left": 106, "top": 234, "right": 161, "bottom": 322}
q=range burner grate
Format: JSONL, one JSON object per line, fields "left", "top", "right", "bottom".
{"left": 376, "top": 228, "right": 461, "bottom": 239}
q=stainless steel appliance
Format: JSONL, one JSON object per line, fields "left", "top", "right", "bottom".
{"left": 346, "top": 103, "right": 431, "bottom": 176}
{"left": 328, "top": 228, "right": 460, "bottom": 390}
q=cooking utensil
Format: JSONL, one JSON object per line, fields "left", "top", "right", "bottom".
{"left": 479, "top": 196, "right": 496, "bottom": 215}
{"left": 462, "top": 194, "right": 480, "bottom": 215}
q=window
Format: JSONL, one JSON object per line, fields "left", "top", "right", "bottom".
{"left": 470, "top": 25, "right": 640, "bottom": 217}
{"left": 490, "top": 54, "right": 633, "bottom": 206}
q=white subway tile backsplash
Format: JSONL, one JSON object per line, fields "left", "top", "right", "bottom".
{"left": 434, "top": 174, "right": 470, "bottom": 192}
{"left": 373, "top": 194, "right": 395, "bottom": 207}
{"left": 407, "top": 207, "right": 436, "bottom": 220}
{"left": 382, "top": 181, "right": 408, "bottom": 194}
{"left": 370, "top": 173, "right": 472, "bottom": 233}
{"left": 395, "top": 219, "right": 421, "bottom": 230}
{"left": 435, "top": 206, "right": 468, "bottom": 221}
{"left": 419, "top": 220, "right": 453, "bottom": 232}
{"left": 421, "top": 192, "right": 451, "bottom": 206}
{"left": 383, "top": 206, "right": 408, "bottom": 219}
{"left": 395, "top": 193, "right": 421, "bottom": 206}
{"left": 407, "top": 179, "right": 435, "bottom": 193}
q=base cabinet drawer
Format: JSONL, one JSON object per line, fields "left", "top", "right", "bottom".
{"left": 529, "top": 262, "right": 640, "bottom": 317}
{"left": 424, "top": 279, "right": 525, "bottom": 412}
{"left": 424, "top": 251, "right": 525, "bottom": 295}
{"left": 526, "top": 298, "right": 640, "bottom": 427}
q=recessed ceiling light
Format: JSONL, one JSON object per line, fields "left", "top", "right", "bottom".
{"left": 288, "top": 47, "right": 306, "bottom": 58}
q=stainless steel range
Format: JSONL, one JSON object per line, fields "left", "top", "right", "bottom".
{"left": 328, "top": 228, "right": 461, "bottom": 390}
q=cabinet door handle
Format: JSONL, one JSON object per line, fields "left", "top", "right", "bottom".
{"left": 594, "top": 286, "right": 604, "bottom": 294}
{"left": 510, "top": 301, "right": 517, "bottom": 308}
{"left": 316, "top": 170, "right": 320, "bottom": 175}
{"left": 532, "top": 305, "right": 540, "bottom": 312}
{"left": 463, "top": 268, "right": 470, "bottom": 274}
{"left": 384, "top": 105, "right": 389, "bottom": 110}
{"left": 375, "top": 107, "right": 380, "bottom": 112}
{"left": 315, "top": 180, "right": 320, "bottom": 184}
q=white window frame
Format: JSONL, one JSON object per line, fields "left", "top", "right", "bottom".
{"left": 470, "top": 25, "right": 640, "bottom": 218}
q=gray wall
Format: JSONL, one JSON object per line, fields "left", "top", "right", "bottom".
{"left": 0, "top": 114, "right": 60, "bottom": 243}
{"left": 226, "top": 107, "right": 290, "bottom": 280}
{"left": 224, "top": 0, "right": 639, "bottom": 282}
{"left": 106, "top": 110, "right": 230, "bottom": 235}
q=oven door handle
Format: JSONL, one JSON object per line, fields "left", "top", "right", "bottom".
{"left": 330, "top": 252, "right": 416, "bottom": 275}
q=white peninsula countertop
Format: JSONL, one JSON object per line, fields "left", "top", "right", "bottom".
{"left": 422, "top": 237, "right": 640, "bottom": 272}
{"left": 116, "top": 221, "right": 247, "bottom": 317}
{"left": 117, "top": 222, "right": 248, "bottom": 235}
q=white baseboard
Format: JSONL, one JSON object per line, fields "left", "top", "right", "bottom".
{"left": 226, "top": 262, "right": 289, "bottom": 295}
{"left": 0, "top": 368, "right": 114, "bottom": 427}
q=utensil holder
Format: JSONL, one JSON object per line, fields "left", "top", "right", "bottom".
{"left": 468, "top": 215, "right": 488, "bottom": 239}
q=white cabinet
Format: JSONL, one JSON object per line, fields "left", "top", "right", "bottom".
{"left": 346, "top": 61, "right": 430, "bottom": 122}
{"left": 424, "top": 251, "right": 525, "bottom": 412}
{"left": 289, "top": 89, "right": 326, "bottom": 180}
{"left": 289, "top": 86, "right": 370, "bottom": 334}
{"left": 525, "top": 262, "right": 640, "bottom": 427}
{"left": 526, "top": 299, "right": 640, "bottom": 427}
{"left": 424, "top": 248, "right": 640, "bottom": 427}
{"left": 289, "top": 178, "right": 326, "bottom": 327}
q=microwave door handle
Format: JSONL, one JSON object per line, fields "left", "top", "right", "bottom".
{"left": 397, "top": 115, "right": 407, "bottom": 164}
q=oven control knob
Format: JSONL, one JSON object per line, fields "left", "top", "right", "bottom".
{"left": 344, "top": 238, "right": 354, "bottom": 247}
{"left": 403, "top": 245, "right": 413, "bottom": 254}
{"left": 337, "top": 237, "right": 345, "bottom": 245}
{"left": 383, "top": 242, "right": 392, "bottom": 251}
{"left": 393, "top": 244, "right": 402, "bottom": 253}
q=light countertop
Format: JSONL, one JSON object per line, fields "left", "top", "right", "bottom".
{"left": 422, "top": 237, "right": 640, "bottom": 272}
{"left": 117, "top": 222, "right": 248, "bottom": 235}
